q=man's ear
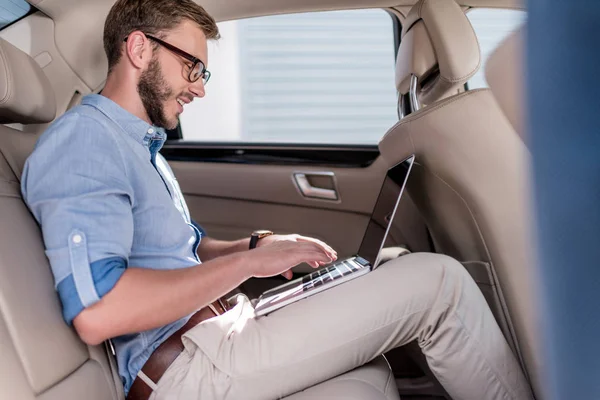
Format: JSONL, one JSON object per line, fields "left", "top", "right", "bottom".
{"left": 124, "top": 31, "right": 153, "bottom": 70}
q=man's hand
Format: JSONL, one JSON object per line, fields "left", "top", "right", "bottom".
{"left": 251, "top": 236, "right": 338, "bottom": 280}
{"left": 198, "top": 233, "right": 337, "bottom": 267}
{"left": 258, "top": 234, "right": 337, "bottom": 267}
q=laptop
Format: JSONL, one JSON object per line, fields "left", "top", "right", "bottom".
{"left": 254, "top": 154, "right": 415, "bottom": 317}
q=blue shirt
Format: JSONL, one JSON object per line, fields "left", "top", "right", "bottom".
{"left": 21, "top": 94, "right": 205, "bottom": 395}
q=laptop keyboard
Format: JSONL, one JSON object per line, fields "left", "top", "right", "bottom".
{"left": 301, "top": 256, "right": 370, "bottom": 291}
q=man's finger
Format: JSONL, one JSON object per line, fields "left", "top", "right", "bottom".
{"left": 281, "top": 269, "right": 293, "bottom": 280}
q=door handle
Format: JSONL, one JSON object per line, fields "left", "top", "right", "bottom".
{"left": 293, "top": 172, "right": 339, "bottom": 201}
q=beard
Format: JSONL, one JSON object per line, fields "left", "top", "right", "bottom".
{"left": 137, "top": 56, "right": 176, "bottom": 129}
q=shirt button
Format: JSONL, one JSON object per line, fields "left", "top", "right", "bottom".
{"left": 72, "top": 234, "right": 82, "bottom": 244}
{"left": 148, "top": 128, "right": 154, "bottom": 134}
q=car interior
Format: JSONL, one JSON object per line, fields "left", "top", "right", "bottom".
{"left": 0, "top": 0, "right": 538, "bottom": 399}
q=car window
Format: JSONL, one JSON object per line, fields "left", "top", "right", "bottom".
{"left": 0, "top": 0, "right": 31, "bottom": 30}
{"left": 467, "top": 9, "right": 527, "bottom": 89}
{"left": 180, "top": 9, "right": 398, "bottom": 145}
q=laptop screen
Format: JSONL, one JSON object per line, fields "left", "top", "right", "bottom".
{"left": 356, "top": 155, "right": 414, "bottom": 268}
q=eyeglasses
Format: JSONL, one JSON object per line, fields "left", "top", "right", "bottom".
{"left": 124, "top": 34, "right": 211, "bottom": 84}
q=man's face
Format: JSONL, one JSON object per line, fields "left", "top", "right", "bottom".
{"left": 137, "top": 21, "right": 209, "bottom": 129}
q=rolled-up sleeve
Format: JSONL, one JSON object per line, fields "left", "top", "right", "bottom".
{"left": 190, "top": 219, "right": 206, "bottom": 238}
{"left": 22, "top": 114, "right": 134, "bottom": 324}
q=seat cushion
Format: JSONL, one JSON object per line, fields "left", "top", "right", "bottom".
{"left": 282, "top": 356, "right": 400, "bottom": 400}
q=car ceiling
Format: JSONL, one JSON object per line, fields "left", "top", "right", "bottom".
{"left": 25, "top": 0, "right": 524, "bottom": 92}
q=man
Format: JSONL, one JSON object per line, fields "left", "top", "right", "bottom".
{"left": 21, "top": 0, "right": 533, "bottom": 399}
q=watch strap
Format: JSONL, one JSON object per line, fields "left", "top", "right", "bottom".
{"left": 249, "top": 230, "right": 274, "bottom": 250}
{"left": 249, "top": 235, "right": 259, "bottom": 250}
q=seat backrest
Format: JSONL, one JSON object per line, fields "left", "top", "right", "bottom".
{"left": 0, "top": 38, "right": 121, "bottom": 400}
{"left": 381, "top": 1, "right": 542, "bottom": 397}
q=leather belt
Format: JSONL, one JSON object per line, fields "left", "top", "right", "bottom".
{"left": 126, "top": 298, "right": 230, "bottom": 400}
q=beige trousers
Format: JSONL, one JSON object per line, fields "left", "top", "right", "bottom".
{"left": 151, "top": 253, "right": 534, "bottom": 400}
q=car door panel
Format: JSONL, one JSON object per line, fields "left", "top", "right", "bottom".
{"left": 166, "top": 145, "right": 431, "bottom": 272}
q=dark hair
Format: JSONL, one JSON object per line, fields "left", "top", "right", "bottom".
{"left": 103, "top": 0, "right": 220, "bottom": 72}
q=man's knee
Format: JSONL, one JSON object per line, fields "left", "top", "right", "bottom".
{"left": 380, "top": 252, "right": 466, "bottom": 281}
{"left": 377, "top": 252, "right": 471, "bottom": 303}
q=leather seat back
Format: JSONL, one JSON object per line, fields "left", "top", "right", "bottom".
{"left": 380, "top": 1, "right": 542, "bottom": 397}
{"left": 0, "top": 38, "right": 121, "bottom": 400}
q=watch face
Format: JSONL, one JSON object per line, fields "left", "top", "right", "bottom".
{"left": 253, "top": 230, "right": 273, "bottom": 238}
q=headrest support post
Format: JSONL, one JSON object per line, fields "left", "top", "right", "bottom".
{"left": 409, "top": 74, "right": 421, "bottom": 113}
{"left": 398, "top": 94, "right": 407, "bottom": 120}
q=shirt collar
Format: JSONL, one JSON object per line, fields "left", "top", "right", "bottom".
{"left": 81, "top": 94, "right": 166, "bottom": 148}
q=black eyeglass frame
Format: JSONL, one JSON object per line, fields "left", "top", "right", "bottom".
{"left": 123, "top": 34, "right": 210, "bottom": 84}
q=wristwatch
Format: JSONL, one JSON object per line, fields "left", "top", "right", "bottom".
{"left": 249, "top": 230, "right": 274, "bottom": 250}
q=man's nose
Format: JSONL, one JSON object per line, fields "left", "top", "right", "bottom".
{"left": 189, "top": 80, "right": 206, "bottom": 98}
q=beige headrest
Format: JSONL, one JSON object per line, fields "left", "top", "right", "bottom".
{"left": 396, "top": 0, "right": 480, "bottom": 104}
{"left": 485, "top": 27, "right": 525, "bottom": 137}
{"left": 0, "top": 38, "right": 56, "bottom": 124}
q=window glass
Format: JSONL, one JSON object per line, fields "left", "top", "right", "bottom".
{"left": 0, "top": 0, "right": 31, "bottom": 30}
{"left": 180, "top": 9, "right": 398, "bottom": 144}
{"left": 467, "top": 9, "right": 527, "bottom": 89}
